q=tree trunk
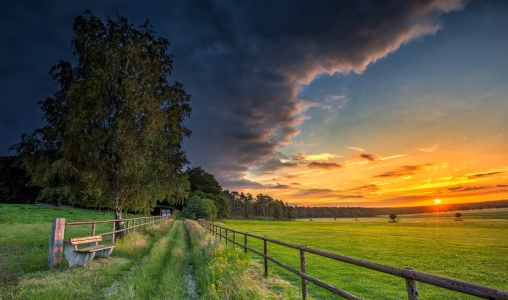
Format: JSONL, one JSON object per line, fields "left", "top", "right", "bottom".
{"left": 114, "top": 210, "right": 126, "bottom": 240}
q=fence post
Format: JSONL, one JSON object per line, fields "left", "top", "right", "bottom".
{"left": 220, "top": 227, "right": 222, "bottom": 242}
{"left": 91, "top": 223, "right": 96, "bottom": 236}
{"left": 233, "top": 232, "right": 236, "bottom": 249}
{"left": 405, "top": 267, "right": 419, "bottom": 300}
{"left": 126, "top": 220, "right": 130, "bottom": 235}
{"left": 111, "top": 220, "right": 115, "bottom": 244}
{"left": 244, "top": 234, "right": 248, "bottom": 254}
{"left": 225, "top": 229, "right": 228, "bottom": 246}
{"left": 301, "top": 245, "right": 307, "bottom": 300}
{"left": 264, "top": 237, "right": 268, "bottom": 275}
{"left": 48, "top": 218, "right": 65, "bottom": 270}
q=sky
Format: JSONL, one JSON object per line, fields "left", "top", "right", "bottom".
{"left": 1, "top": 0, "right": 507, "bottom": 207}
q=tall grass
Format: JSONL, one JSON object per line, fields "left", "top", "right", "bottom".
{"left": 186, "top": 219, "right": 303, "bottom": 299}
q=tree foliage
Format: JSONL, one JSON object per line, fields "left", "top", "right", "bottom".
{"left": 389, "top": 213, "right": 397, "bottom": 221}
{"left": 0, "top": 156, "right": 41, "bottom": 203}
{"left": 10, "top": 12, "right": 192, "bottom": 232}
{"left": 183, "top": 192, "right": 217, "bottom": 221}
{"left": 186, "top": 166, "right": 229, "bottom": 219}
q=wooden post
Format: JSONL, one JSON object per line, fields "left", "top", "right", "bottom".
{"left": 244, "top": 234, "right": 248, "bottom": 254}
{"left": 91, "top": 223, "right": 96, "bottom": 236}
{"left": 225, "top": 229, "right": 228, "bottom": 246}
{"left": 126, "top": 220, "right": 130, "bottom": 235}
{"left": 233, "top": 232, "right": 236, "bottom": 249}
{"left": 301, "top": 245, "right": 307, "bottom": 300}
{"left": 405, "top": 267, "right": 419, "bottom": 300}
{"left": 111, "top": 220, "right": 115, "bottom": 244}
{"left": 264, "top": 237, "right": 268, "bottom": 275}
{"left": 220, "top": 227, "right": 222, "bottom": 242}
{"left": 48, "top": 218, "right": 65, "bottom": 270}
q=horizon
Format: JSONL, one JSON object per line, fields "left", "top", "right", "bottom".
{"left": 1, "top": 0, "right": 507, "bottom": 207}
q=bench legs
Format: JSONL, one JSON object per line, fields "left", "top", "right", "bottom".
{"left": 65, "top": 243, "right": 95, "bottom": 267}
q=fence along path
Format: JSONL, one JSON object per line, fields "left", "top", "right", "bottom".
{"left": 48, "top": 215, "right": 170, "bottom": 269}
{"left": 198, "top": 220, "right": 508, "bottom": 300}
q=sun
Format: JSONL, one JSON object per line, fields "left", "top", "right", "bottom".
{"left": 435, "top": 199, "right": 441, "bottom": 204}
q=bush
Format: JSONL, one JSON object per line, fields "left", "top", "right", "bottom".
{"left": 389, "top": 213, "right": 397, "bottom": 222}
{"left": 183, "top": 195, "right": 217, "bottom": 221}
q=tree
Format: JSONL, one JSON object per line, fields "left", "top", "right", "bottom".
{"left": 186, "top": 166, "right": 229, "bottom": 219}
{"left": 10, "top": 12, "right": 191, "bottom": 238}
{"left": 183, "top": 194, "right": 217, "bottom": 221}
{"left": 454, "top": 212, "right": 462, "bottom": 221}
{"left": 389, "top": 213, "right": 397, "bottom": 222}
{"left": 0, "top": 156, "right": 41, "bottom": 203}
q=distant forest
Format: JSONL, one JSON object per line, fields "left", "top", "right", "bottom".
{"left": 223, "top": 189, "right": 508, "bottom": 220}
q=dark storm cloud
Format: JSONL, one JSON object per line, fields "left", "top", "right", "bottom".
{"left": 468, "top": 171, "right": 503, "bottom": 179}
{"left": 373, "top": 164, "right": 432, "bottom": 178}
{"left": 0, "top": 0, "right": 467, "bottom": 190}
{"left": 308, "top": 161, "right": 342, "bottom": 170}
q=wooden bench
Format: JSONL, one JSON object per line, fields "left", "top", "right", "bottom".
{"left": 64, "top": 235, "right": 115, "bottom": 267}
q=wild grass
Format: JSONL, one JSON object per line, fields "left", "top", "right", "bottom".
{"left": 187, "top": 219, "right": 303, "bottom": 299}
{"left": 223, "top": 210, "right": 508, "bottom": 299}
{"left": 0, "top": 203, "right": 172, "bottom": 299}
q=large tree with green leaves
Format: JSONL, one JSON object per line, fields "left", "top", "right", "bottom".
{"left": 10, "top": 12, "right": 192, "bottom": 236}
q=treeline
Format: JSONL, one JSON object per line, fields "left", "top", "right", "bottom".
{"left": 223, "top": 191, "right": 296, "bottom": 220}
{"left": 294, "top": 200, "right": 508, "bottom": 219}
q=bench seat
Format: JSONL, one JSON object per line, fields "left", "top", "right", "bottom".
{"left": 65, "top": 235, "right": 115, "bottom": 267}
{"left": 74, "top": 244, "right": 115, "bottom": 253}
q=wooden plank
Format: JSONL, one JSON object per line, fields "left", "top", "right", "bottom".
{"left": 75, "top": 245, "right": 115, "bottom": 253}
{"left": 301, "top": 246, "right": 307, "bottom": 300}
{"left": 69, "top": 235, "right": 102, "bottom": 245}
{"left": 48, "top": 218, "right": 65, "bottom": 270}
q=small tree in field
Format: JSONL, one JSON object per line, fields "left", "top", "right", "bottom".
{"left": 389, "top": 213, "right": 397, "bottom": 222}
{"left": 454, "top": 212, "right": 463, "bottom": 221}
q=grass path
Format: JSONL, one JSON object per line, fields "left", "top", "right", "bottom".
{"left": 104, "top": 220, "right": 191, "bottom": 299}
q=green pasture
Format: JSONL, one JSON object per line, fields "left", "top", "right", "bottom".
{"left": 0, "top": 204, "right": 150, "bottom": 287}
{"left": 223, "top": 211, "right": 508, "bottom": 299}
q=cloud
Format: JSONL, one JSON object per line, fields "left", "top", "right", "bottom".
{"left": 448, "top": 185, "right": 491, "bottom": 192}
{"left": 346, "top": 146, "right": 365, "bottom": 152}
{"left": 270, "top": 183, "right": 291, "bottom": 189}
{"left": 308, "top": 161, "right": 342, "bottom": 170}
{"left": 292, "top": 189, "right": 363, "bottom": 199}
{"left": 468, "top": 172, "right": 503, "bottom": 179}
{"left": 0, "top": 0, "right": 469, "bottom": 192}
{"left": 305, "top": 153, "right": 341, "bottom": 161}
{"left": 348, "top": 184, "right": 380, "bottom": 192}
{"left": 356, "top": 152, "right": 379, "bottom": 161}
{"left": 373, "top": 164, "right": 432, "bottom": 178}
{"left": 497, "top": 184, "right": 508, "bottom": 187}
{"left": 251, "top": 157, "right": 298, "bottom": 173}
{"left": 416, "top": 144, "right": 438, "bottom": 153}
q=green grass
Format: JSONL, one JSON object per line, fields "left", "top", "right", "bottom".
{"left": 222, "top": 211, "right": 508, "bottom": 299}
{"left": 0, "top": 203, "right": 172, "bottom": 299}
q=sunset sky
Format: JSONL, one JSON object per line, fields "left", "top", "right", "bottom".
{"left": 1, "top": 0, "right": 507, "bottom": 207}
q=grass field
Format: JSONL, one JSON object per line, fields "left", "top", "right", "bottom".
{"left": 223, "top": 209, "right": 508, "bottom": 299}
{"left": 0, "top": 204, "right": 303, "bottom": 299}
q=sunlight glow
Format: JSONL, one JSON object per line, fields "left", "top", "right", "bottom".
{"left": 435, "top": 199, "right": 441, "bottom": 204}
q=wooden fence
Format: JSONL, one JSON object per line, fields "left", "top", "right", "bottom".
{"left": 198, "top": 219, "right": 508, "bottom": 300}
{"left": 48, "top": 215, "right": 170, "bottom": 269}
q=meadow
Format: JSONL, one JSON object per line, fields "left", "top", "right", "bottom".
{"left": 0, "top": 204, "right": 302, "bottom": 299}
{"left": 224, "top": 209, "right": 508, "bottom": 299}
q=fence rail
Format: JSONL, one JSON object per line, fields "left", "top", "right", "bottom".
{"left": 198, "top": 219, "right": 508, "bottom": 300}
{"left": 48, "top": 215, "right": 170, "bottom": 269}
